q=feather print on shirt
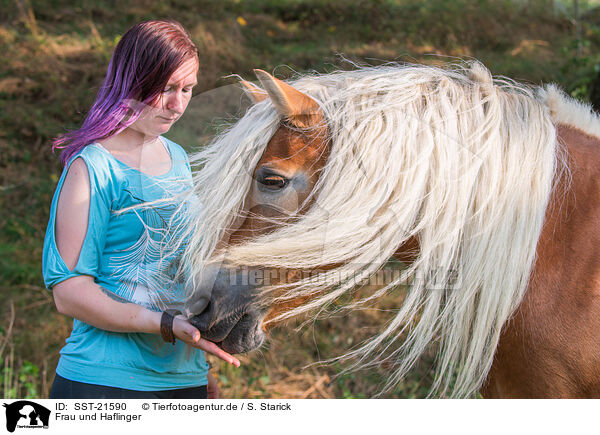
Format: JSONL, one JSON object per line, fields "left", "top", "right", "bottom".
{"left": 109, "top": 182, "right": 191, "bottom": 312}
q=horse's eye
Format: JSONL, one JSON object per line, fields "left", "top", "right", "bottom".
{"left": 258, "top": 174, "right": 289, "bottom": 190}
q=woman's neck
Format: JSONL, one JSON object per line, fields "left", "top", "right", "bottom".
{"left": 96, "top": 127, "right": 172, "bottom": 176}
{"left": 100, "top": 128, "right": 159, "bottom": 153}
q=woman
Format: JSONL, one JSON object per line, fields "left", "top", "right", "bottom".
{"left": 42, "top": 20, "right": 239, "bottom": 399}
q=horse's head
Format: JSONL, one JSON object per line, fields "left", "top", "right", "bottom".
{"left": 183, "top": 63, "right": 557, "bottom": 397}
{"left": 187, "top": 70, "right": 330, "bottom": 353}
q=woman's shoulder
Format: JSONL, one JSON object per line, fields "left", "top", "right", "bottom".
{"left": 65, "top": 143, "right": 120, "bottom": 184}
{"left": 68, "top": 143, "right": 110, "bottom": 167}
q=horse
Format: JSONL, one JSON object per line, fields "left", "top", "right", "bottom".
{"left": 180, "top": 62, "right": 600, "bottom": 398}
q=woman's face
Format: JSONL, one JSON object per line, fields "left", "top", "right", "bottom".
{"left": 129, "top": 57, "right": 199, "bottom": 138}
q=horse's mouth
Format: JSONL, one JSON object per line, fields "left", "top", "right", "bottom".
{"left": 189, "top": 310, "right": 267, "bottom": 354}
{"left": 185, "top": 266, "right": 268, "bottom": 354}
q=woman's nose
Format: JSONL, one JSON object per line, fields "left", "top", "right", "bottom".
{"left": 166, "top": 92, "right": 184, "bottom": 112}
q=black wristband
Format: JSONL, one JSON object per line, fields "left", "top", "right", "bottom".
{"left": 160, "top": 310, "right": 180, "bottom": 345}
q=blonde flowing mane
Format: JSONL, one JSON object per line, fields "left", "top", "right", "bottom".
{"left": 182, "top": 61, "right": 574, "bottom": 397}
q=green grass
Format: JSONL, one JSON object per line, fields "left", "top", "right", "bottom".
{"left": 3, "top": 0, "right": 600, "bottom": 398}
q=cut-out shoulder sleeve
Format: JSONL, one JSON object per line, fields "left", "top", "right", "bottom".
{"left": 42, "top": 151, "right": 112, "bottom": 289}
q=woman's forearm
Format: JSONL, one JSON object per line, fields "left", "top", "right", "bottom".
{"left": 52, "top": 275, "right": 161, "bottom": 334}
{"left": 52, "top": 275, "right": 241, "bottom": 366}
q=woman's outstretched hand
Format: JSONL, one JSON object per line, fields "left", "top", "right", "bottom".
{"left": 172, "top": 315, "right": 241, "bottom": 367}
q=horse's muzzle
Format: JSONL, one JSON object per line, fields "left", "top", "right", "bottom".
{"left": 187, "top": 267, "right": 266, "bottom": 354}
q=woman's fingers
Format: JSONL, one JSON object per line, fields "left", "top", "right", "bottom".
{"left": 195, "top": 339, "right": 241, "bottom": 367}
{"left": 172, "top": 317, "right": 240, "bottom": 367}
{"left": 173, "top": 316, "right": 201, "bottom": 342}
{"left": 185, "top": 324, "right": 201, "bottom": 343}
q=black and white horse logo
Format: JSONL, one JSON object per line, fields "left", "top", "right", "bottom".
{"left": 3, "top": 401, "right": 50, "bottom": 432}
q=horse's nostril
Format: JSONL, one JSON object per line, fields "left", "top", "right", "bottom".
{"left": 188, "top": 301, "right": 213, "bottom": 331}
{"left": 200, "top": 301, "right": 212, "bottom": 315}
{"left": 183, "top": 291, "right": 210, "bottom": 319}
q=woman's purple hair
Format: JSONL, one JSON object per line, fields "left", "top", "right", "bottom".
{"left": 53, "top": 20, "right": 198, "bottom": 165}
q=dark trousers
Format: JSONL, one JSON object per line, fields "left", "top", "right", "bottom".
{"left": 50, "top": 373, "right": 207, "bottom": 399}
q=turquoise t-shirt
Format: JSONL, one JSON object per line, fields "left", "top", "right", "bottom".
{"left": 42, "top": 137, "right": 208, "bottom": 390}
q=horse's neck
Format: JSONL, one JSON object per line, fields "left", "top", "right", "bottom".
{"left": 483, "top": 123, "right": 600, "bottom": 397}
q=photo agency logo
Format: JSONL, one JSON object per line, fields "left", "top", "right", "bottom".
{"left": 2, "top": 401, "right": 50, "bottom": 432}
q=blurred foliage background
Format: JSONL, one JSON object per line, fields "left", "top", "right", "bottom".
{"left": 2, "top": 0, "right": 600, "bottom": 399}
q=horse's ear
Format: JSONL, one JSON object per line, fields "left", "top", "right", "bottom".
{"left": 240, "top": 80, "right": 268, "bottom": 104}
{"left": 254, "top": 69, "right": 323, "bottom": 128}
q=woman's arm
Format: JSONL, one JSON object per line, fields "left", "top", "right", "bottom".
{"left": 53, "top": 276, "right": 239, "bottom": 365}
{"left": 53, "top": 275, "right": 159, "bottom": 333}
{"left": 53, "top": 158, "right": 239, "bottom": 366}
